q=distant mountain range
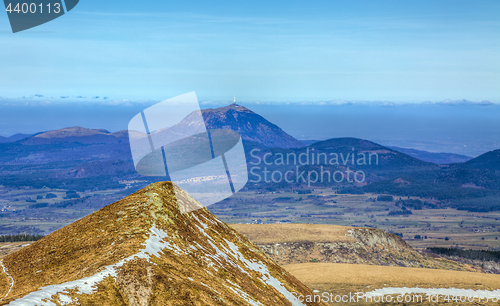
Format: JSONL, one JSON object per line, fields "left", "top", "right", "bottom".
{"left": 388, "top": 146, "right": 472, "bottom": 164}
{"left": 300, "top": 141, "right": 473, "bottom": 165}
{"left": 1, "top": 104, "right": 498, "bottom": 175}
{"left": 244, "top": 137, "right": 439, "bottom": 191}
{"left": 22, "top": 127, "right": 129, "bottom": 145}
{"left": 1, "top": 103, "right": 500, "bottom": 212}
{"left": 10, "top": 104, "right": 304, "bottom": 149}
{"left": 0, "top": 133, "right": 31, "bottom": 143}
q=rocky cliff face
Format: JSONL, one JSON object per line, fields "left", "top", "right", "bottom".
{"left": 0, "top": 182, "right": 324, "bottom": 306}
{"left": 233, "top": 224, "right": 472, "bottom": 272}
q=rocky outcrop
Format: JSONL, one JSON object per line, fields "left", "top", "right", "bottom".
{"left": 234, "top": 225, "right": 472, "bottom": 272}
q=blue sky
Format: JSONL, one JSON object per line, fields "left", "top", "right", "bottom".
{"left": 1, "top": 1, "right": 499, "bottom": 155}
{"left": 0, "top": 0, "right": 499, "bottom": 102}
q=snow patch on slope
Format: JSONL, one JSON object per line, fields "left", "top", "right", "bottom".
{"left": 223, "top": 240, "right": 305, "bottom": 306}
{"left": 0, "top": 260, "right": 14, "bottom": 301}
{"left": 192, "top": 216, "right": 305, "bottom": 305}
{"left": 6, "top": 225, "right": 170, "bottom": 306}
{"left": 8, "top": 216, "right": 308, "bottom": 306}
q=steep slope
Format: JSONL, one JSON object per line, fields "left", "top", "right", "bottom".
{"left": 425, "top": 149, "right": 500, "bottom": 192}
{"left": 232, "top": 224, "right": 472, "bottom": 271}
{"left": 202, "top": 104, "right": 305, "bottom": 149}
{"left": 6, "top": 134, "right": 32, "bottom": 142}
{"left": 309, "top": 138, "right": 434, "bottom": 169}
{"left": 246, "top": 137, "right": 436, "bottom": 179}
{"left": 0, "top": 134, "right": 31, "bottom": 143}
{"left": 147, "top": 103, "right": 304, "bottom": 150}
{"left": 462, "top": 149, "right": 500, "bottom": 170}
{"left": 0, "top": 182, "right": 324, "bottom": 306}
{"left": 245, "top": 137, "right": 438, "bottom": 190}
{"left": 388, "top": 146, "right": 472, "bottom": 164}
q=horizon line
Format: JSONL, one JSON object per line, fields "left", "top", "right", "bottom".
{"left": 0, "top": 96, "right": 498, "bottom": 107}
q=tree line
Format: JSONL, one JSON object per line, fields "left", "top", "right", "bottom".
{"left": 0, "top": 234, "right": 44, "bottom": 242}
{"left": 428, "top": 247, "right": 500, "bottom": 263}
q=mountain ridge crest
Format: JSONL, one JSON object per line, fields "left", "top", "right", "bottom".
{"left": 1, "top": 182, "right": 323, "bottom": 305}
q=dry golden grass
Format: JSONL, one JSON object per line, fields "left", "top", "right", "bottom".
{"left": 284, "top": 263, "right": 500, "bottom": 291}
{"left": 0, "top": 268, "right": 10, "bottom": 299}
{"left": 0, "top": 242, "right": 33, "bottom": 259}
{"left": 284, "top": 263, "right": 500, "bottom": 305}
{"left": 230, "top": 224, "right": 476, "bottom": 273}
{"left": 230, "top": 223, "right": 357, "bottom": 244}
{"left": 0, "top": 183, "right": 327, "bottom": 306}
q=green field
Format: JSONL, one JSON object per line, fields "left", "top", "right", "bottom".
{"left": 0, "top": 185, "right": 125, "bottom": 235}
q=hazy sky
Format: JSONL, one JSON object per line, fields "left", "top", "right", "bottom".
{"left": 0, "top": 0, "right": 499, "bottom": 102}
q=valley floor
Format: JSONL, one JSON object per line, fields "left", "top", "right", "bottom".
{"left": 2, "top": 184, "right": 499, "bottom": 252}
{"left": 212, "top": 188, "right": 500, "bottom": 250}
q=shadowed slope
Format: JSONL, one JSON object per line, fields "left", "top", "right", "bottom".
{"left": 202, "top": 104, "right": 305, "bottom": 149}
